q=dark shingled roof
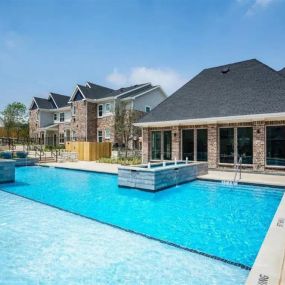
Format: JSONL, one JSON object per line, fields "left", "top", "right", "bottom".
{"left": 77, "top": 83, "right": 153, "bottom": 100}
{"left": 139, "top": 59, "right": 285, "bottom": 124}
{"left": 49, "top": 93, "right": 70, "bottom": 108}
{"left": 33, "top": 97, "right": 54, "bottom": 109}
{"left": 107, "top": 84, "right": 150, "bottom": 99}
{"left": 79, "top": 83, "right": 114, "bottom": 99}
{"left": 279, "top": 68, "right": 285, "bottom": 77}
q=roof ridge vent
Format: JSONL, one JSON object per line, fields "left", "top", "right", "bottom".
{"left": 221, "top": 66, "right": 230, "bottom": 74}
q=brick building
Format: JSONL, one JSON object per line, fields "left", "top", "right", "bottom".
{"left": 135, "top": 59, "right": 285, "bottom": 172}
{"left": 29, "top": 82, "right": 167, "bottom": 148}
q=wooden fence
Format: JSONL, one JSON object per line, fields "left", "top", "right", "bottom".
{"left": 65, "top": 141, "right": 112, "bottom": 161}
{"left": 0, "top": 128, "right": 17, "bottom": 138}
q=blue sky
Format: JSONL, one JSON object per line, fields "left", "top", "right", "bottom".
{"left": 0, "top": 0, "right": 284, "bottom": 110}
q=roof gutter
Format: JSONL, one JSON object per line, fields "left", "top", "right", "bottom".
{"left": 134, "top": 112, "right": 285, "bottom": 127}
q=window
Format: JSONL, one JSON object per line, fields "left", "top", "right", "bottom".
{"left": 266, "top": 126, "right": 285, "bottom": 166}
{"left": 72, "top": 105, "right": 76, "bottom": 116}
{"left": 54, "top": 113, "right": 57, "bottom": 121}
{"left": 105, "top": 128, "right": 111, "bottom": 139}
{"left": 60, "top": 113, "right": 65, "bottom": 122}
{"left": 145, "top": 106, "right": 151, "bottom": 113}
{"left": 220, "top": 128, "right": 234, "bottom": 163}
{"left": 197, "top": 129, "right": 208, "bottom": 161}
{"left": 237, "top": 127, "right": 253, "bottom": 164}
{"left": 163, "top": 131, "right": 172, "bottom": 160}
{"left": 182, "top": 129, "right": 194, "bottom": 160}
{"left": 105, "top": 103, "right": 111, "bottom": 113}
{"left": 98, "top": 130, "right": 103, "bottom": 142}
{"left": 98, "top": 105, "right": 103, "bottom": 117}
{"left": 72, "top": 131, "right": 76, "bottom": 141}
{"left": 151, "top": 131, "right": 161, "bottom": 160}
{"left": 59, "top": 133, "right": 65, "bottom": 144}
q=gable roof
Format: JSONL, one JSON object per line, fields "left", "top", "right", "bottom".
{"left": 30, "top": 93, "right": 69, "bottom": 110}
{"left": 49, "top": 93, "right": 69, "bottom": 108}
{"left": 32, "top": 97, "right": 55, "bottom": 109}
{"left": 78, "top": 83, "right": 114, "bottom": 100}
{"left": 279, "top": 68, "right": 285, "bottom": 77}
{"left": 71, "top": 82, "right": 159, "bottom": 101}
{"left": 138, "top": 59, "right": 285, "bottom": 125}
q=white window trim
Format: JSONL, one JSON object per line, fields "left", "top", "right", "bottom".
{"left": 60, "top": 112, "right": 65, "bottom": 122}
{"left": 105, "top": 103, "right": 111, "bottom": 113}
{"left": 98, "top": 104, "right": 103, "bottom": 118}
{"left": 97, "top": 130, "right": 103, "bottom": 142}
{"left": 105, "top": 128, "right": 111, "bottom": 139}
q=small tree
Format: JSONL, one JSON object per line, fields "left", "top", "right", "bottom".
{"left": 114, "top": 100, "right": 142, "bottom": 158}
{"left": 0, "top": 102, "right": 27, "bottom": 138}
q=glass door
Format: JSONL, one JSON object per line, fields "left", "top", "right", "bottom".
{"left": 182, "top": 129, "right": 194, "bottom": 160}
{"left": 151, "top": 131, "right": 161, "bottom": 160}
{"left": 163, "top": 131, "right": 172, "bottom": 160}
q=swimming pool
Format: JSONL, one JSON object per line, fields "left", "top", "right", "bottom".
{"left": 1, "top": 166, "right": 283, "bottom": 268}
{"left": 0, "top": 191, "right": 248, "bottom": 284}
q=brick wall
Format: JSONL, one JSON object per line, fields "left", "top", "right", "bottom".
{"left": 70, "top": 101, "right": 88, "bottom": 140}
{"left": 29, "top": 109, "right": 39, "bottom": 137}
{"left": 253, "top": 121, "right": 265, "bottom": 171}
{"left": 142, "top": 121, "right": 285, "bottom": 173}
{"left": 97, "top": 116, "right": 115, "bottom": 143}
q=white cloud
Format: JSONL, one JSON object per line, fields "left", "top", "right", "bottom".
{"left": 106, "top": 67, "right": 187, "bottom": 95}
{"left": 237, "top": 0, "right": 277, "bottom": 15}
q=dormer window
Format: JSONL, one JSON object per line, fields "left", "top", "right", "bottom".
{"left": 145, "top": 106, "right": 151, "bottom": 113}
{"left": 60, "top": 113, "right": 65, "bottom": 122}
{"left": 54, "top": 113, "right": 57, "bottom": 121}
{"left": 98, "top": 104, "right": 103, "bottom": 117}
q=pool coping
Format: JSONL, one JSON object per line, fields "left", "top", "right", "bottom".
{"left": 245, "top": 193, "right": 285, "bottom": 285}
{"left": 0, "top": 187, "right": 251, "bottom": 271}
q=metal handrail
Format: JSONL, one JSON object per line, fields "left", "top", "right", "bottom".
{"left": 233, "top": 157, "right": 242, "bottom": 183}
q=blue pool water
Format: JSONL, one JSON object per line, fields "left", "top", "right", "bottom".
{"left": 0, "top": 191, "right": 248, "bottom": 284}
{"left": 1, "top": 166, "right": 283, "bottom": 268}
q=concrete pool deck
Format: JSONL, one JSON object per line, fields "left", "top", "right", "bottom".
{"left": 40, "top": 161, "right": 119, "bottom": 174}
{"left": 41, "top": 161, "right": 285, "bottom": 187}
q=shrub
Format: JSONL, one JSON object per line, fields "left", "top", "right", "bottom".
{"left": 15, "top": 151, "right": 28, "bottom": 158}
{"left": 0, "top": 151, "right": 13, "bottom": 159}
{"left": 97, "top": 157, "right": 141, "bottom": 165}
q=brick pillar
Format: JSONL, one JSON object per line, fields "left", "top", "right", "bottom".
{"left": 142, "top": 128, "right": 150, "bottom": 163}
{"left": 172, "top": 126, "right": 180, "bottom": 160}
{"left": 253, "top": 121, "right": 265, "bottom": 172}
{"left": 208, "top": 124, "right": 218, "bottom": 169}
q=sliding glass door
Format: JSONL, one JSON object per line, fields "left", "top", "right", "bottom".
{"left": 197, "top": 129, "right": 208, "bottom": 161}
{"left": 266, "top": 126, "right": 285, "bottom": 166}
{"left": 219, "top": 128, "right": 234, "bottom": 163}
{"left": 151, "top": 130, "right": 172, "bottom": 160}
{"left": 237, "top": 127, "right": 253, "bottom": 164}
{"left": 182, "top": 129, "right": 194, "bottom": 160}
{"left": 163, "top": 131, "right": 172, "bottom": 160}
{"left": 151, "top": 131, "right": 161, "bottom": 160}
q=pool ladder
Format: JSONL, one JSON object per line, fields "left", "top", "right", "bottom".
{"left": 222, "top": 157, "right": 242, "bottom": 186}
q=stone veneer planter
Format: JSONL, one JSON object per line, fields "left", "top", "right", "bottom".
{"left": 118, "top": 162, "right": 208, "bottom": 191}
{"left": 14, "top": 158, "right": 39, "bottom": 166}
{"left": 0, "top": 159, "right": 15, "bottom": 183}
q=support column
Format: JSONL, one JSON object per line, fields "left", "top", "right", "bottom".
{"left": 208, "top": 124, "right": 218, "bottom": 169}
{"left": 194, "top": 128, "right": 197, "bottom": 161}
{"left": 253, "top": 121, "right": 265, "bottom": 172}
{"left": 142, "top": 128, "right": 150, "bottom": 163}
{"left": 171, "top": 126, "right": 180, "bottom": 160}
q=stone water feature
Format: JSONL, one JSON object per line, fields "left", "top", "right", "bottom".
{"left": 118, "top": 161, "right": 208, "bottom": 191}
